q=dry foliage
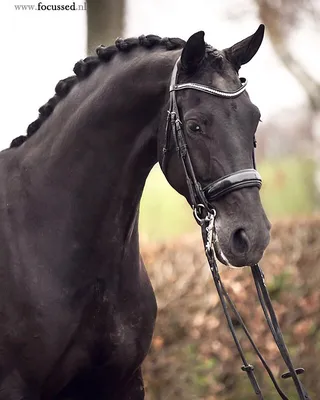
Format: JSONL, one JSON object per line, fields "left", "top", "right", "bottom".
{"left": 141, "top": 216, "right": 320, "bottom": 399}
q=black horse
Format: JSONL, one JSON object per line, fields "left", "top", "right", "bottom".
{"left": 0, "top": 26, "right": 271, "bottom": 399}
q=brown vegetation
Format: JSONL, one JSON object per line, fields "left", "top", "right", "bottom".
{"left": 141, "top": 216, "right": 320, "bottom": 399}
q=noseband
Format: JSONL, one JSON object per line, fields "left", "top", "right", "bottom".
{"left": 161, "top": 58, "right": 311, "bottom": 400}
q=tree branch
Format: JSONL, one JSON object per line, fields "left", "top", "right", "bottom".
{"left": 255, "top": 0, "right": 320, "bottom": 111}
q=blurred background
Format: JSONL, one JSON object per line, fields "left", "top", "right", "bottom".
{"left": 2, "top": 0, "right": 320, "bottom": 398}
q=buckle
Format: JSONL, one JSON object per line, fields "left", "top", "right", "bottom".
{"left": 281, "top": 368, "right": 305, "bottom": 380}
{"left": 241, "top": 364, "right": 254, "bottom": 372}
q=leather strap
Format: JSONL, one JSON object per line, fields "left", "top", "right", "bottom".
{"left": 204, "top": 169, "right": 262, "bottom": 202}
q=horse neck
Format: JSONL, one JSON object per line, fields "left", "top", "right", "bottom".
{"left": 14, "top": 49, "right": 179, "bottom": 267}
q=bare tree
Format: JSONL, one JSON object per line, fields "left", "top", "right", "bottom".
{"left": 254, "top": 0, "right": 320, "bottom": 111}
{"left": 253, "top": 0, "right": 320, "bottom": 205}
{"left": 86, "top": 0, "right": 125, "bottom": 55}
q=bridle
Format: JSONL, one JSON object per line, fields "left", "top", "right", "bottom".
{"left": 160, "top": 57, "right": 311, "bottom": 400}
{"left": 161, "top": 57, "right": 262, "bottom": 217}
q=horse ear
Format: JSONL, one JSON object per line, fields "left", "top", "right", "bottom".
{"left": 224, "top": 24, "right": 265, "bottom": 72}
{"left": 181, "top": 31, "right": 206, "bottom": 72}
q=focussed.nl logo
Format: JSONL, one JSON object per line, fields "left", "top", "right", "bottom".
{"left": 14, "top": 2, "right": 87, "bottom": 11}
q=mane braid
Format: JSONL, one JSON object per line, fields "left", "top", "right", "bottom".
{"left": 10, "top": 35, "right": 186, "bottom": 149}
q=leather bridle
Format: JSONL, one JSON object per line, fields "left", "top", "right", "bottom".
{"left": 161, "top": 57, "right": 262, "bottom": 216}
{"left": 161, "top": 57, "right": 311, "bottom": 400}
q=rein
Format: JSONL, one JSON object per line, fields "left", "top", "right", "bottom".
{"left": 200, "top": 214, "right": 310, "bottom": 400}
{"left": 162, "top": 57, "right": 311, "bottom": 399}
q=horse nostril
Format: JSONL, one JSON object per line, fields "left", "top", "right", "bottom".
{"left": 232, "top": 229, "right": 250, "bottom": 254}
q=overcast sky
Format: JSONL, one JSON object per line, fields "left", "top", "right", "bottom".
{"left": 1, "top": 0, "right": 319, "bottom": 150}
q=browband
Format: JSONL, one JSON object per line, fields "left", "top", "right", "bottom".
{"left": 170, "top": 77, "right": 247, "bottom": 98}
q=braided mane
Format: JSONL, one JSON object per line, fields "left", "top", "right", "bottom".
{"left": 10, "top": 35, "right": 186, "bottom": 148}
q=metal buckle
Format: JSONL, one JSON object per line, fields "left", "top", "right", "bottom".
{"left": 281, "top": 368, "right": 305, "bottom": 380}
{"left": 193, "top": 204, "right": 216, "bottom": 225}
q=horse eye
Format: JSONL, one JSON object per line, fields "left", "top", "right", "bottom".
{"left": 186, "top": 120, "right": 202, "bottom": 134}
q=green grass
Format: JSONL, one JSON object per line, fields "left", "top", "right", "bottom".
{"left": 139, "top": 157, "right": 316, "bottom": 241}
{"left": 259, "top": 157, "right": 315, "bottom": 216}
{"left": 139, "top": 165, "right": 195, "bottom": 241}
